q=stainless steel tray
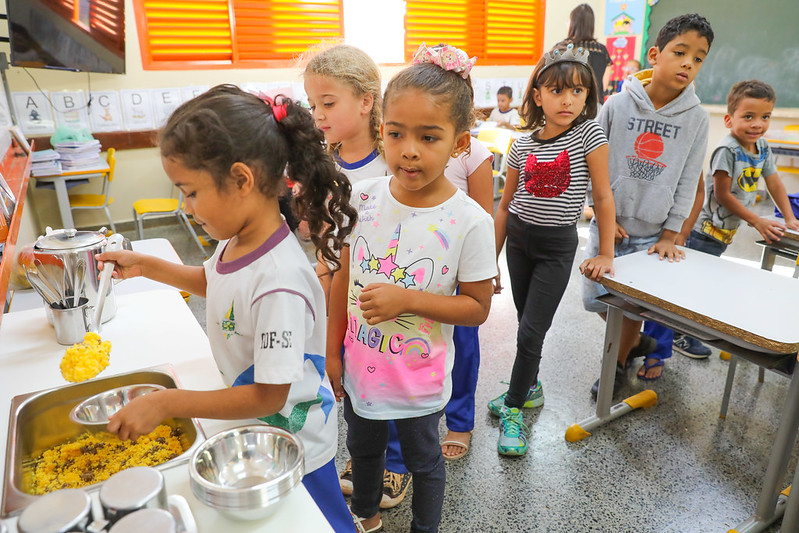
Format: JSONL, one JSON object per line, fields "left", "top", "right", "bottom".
{"left": 2, "top": 364, "right": 205, "bottom": 517}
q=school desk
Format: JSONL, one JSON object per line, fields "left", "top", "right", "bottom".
{"left": 31, "top": 160, "right": 111, "bottom": 229}
{"left": 565, "top": 248, "right": 799, "bottom": 533}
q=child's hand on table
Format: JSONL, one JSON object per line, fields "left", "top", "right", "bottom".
{"left": 753, "top": 217, "right": 786, "bottom": 243}
{"left": 648, "top": 239, "right": 685, "bottom": 262}
{"left": 580, "top": 254, "right": 614, "bottom": 281}
{"left": 358, "top": 283, "right": 407, "bottom": 325}
{"left": 107, "top": 390, "right": 168, "bottom": 441}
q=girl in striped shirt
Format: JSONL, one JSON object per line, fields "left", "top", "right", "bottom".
{"left": 489, "top": 44, "right": 616, "bottom": 456}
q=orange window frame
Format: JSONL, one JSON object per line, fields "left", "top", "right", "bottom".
{"left": 133, "top": 0, "right": 345, "bottom": 70}
{"left": 405, "top": 0, "right": 544, "bottom": 66}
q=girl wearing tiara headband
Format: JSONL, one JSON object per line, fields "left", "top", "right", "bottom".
{"left": 326, "top": 43, "right": 496, "bottom": 532}
{"left": 95, "top": 85, "right": 358, "bottom": 532}
{"left": 488, "top": 45, "right": 616, "bottom": 456}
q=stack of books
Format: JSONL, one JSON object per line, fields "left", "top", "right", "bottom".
{"left": 53, "top": 140, "right": 102, "bottom": 172}
{"left": 31, "top": 149, "right": 62, "bottom": 176}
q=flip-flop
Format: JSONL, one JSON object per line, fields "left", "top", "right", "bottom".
{"left": 626, "top": 333, "right": 658, "bottom": 367}
{"left": 441, "top": 432, "right": 472, "bottom": 461}
{"left": 637, "top": 356, "right": 664, "bottom": 381}
{"left": 353, "top": 515, "right": 383, "bottom": 533}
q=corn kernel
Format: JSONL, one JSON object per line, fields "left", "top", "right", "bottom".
{"left": 60, "top": 332, "right": 111, "bottom": 382}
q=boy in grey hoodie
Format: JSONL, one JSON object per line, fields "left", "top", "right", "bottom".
{"left": 582, "top": 13, "right": 714, "bottom": 396}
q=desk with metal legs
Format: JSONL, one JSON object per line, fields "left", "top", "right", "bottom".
{"left": 32, "top": 161, "right": 111, "bottom": 229}
{"left": 565, "top": 249, "right": 799, "bottom": 533}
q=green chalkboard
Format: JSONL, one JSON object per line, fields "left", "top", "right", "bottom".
{"left": 644, "top": 0, "right": 799, "bottom": 108}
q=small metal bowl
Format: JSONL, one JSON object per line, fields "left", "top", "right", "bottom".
{"left": 189, "top": 425, "right": 304, "bottom": 521}
{"left": 69, "top": 384, "right": 166, "bottom": 425}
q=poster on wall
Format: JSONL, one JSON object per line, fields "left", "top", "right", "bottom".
{"left": 604, "top": 0, "right": 646, "bottom": 36}
{"left": 151, "top": 88, "right": 183, "bottom": 127}
{"left": 120, "top": 89, "right": 155, "bottom": 131}
{"left": 607, "top": 36, "right": 638, "bottom": 91}
{"left": 12, "top": 91, "right": 55, "bottom": 135}
{"left": 89, "top": 91, "right": 125, "bottom": 132}
{"left": 52, "top": 91, "right": 91, "bottom": 130}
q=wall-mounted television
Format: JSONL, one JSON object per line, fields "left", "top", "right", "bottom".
{"left": 6, "top": 0, "right": 125, "bottom": 74}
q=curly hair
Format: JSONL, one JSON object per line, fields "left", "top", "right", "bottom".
{"left": 159, "top": 84, "right": 357, "bottom": 269}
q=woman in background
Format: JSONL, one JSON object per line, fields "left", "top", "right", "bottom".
{"left": 557, "top": 3, "right": 612, "bottom": 107}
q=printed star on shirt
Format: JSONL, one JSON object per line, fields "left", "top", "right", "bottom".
{"left": 377, "top": 255, "right": 398, "bottom": 277}
{"left": 391, "top": 266, "right": 406, "bottom": 283}
{"left": 450, "top": 219, "right": 456, "bottom": 225}
{"left": 427, "top": 224, "right": 438, "bottom": 232}
{"left": 360, "top": 257, "right": 371, "bottom": 272}
{"left": 400, "top": 271, "right": 417, "bottom": 288}
{"left": 368, "top": 256, "right": 380, "bottom": 272}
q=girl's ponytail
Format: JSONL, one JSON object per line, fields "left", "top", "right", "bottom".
{"left": 275, "top": 99, "right": 357, "bottom": 269}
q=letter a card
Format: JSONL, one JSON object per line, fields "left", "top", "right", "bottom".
{"left": 12, "top": 91, "right": 55, "bottom": 135}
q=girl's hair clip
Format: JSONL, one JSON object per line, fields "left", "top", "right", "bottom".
{"left": 257, "top": 92, "right": 288, "bottom": 123}
{"left": 412, "top": 42, "right": 477, "bottom": 79}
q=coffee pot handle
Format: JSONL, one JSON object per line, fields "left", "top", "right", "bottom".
{"left": 92, "top": 234, "right": 124, "bottom": 333}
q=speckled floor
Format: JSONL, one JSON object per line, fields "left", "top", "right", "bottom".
{"left": 122, "top": 196, "right": 798, "bottom": 533}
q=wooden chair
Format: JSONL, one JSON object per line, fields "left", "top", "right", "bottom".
{"left": 68, "top": 148, "right": 116, "bottom": 231}
{"left": 477, "top": 129, "right": 514, "bottom": 198}
{"left": 132, "top": 190, "right": 210, "bottom": 257}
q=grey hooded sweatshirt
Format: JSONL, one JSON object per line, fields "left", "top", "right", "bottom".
{"left": 597, "top": 71, "right": 709, "bottom": 238}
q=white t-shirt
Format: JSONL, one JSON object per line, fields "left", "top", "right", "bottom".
{"left": 444, "top": 136, "right": 493, "bottom": 194}
{"left": 204, "top": 222, "right": 337, "bottom": 473}
{"left": 342, "top": 177, "right": 497, "bottom": 420}
{"left": 488, "top": 107, "right": 521, "bottom": 127}
{"left": 335, "top": 149, "right": 390, "bottom": 185}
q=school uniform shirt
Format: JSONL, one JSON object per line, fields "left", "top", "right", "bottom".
{"left": 507, "top": 119, "right": 607, "bottom": 227}
{"left": 444, "top": 136, "right": 493, "bottom": 193}
{"left": 204, "top": 222, "right": 337, "bottom": 473}
{"left": 342, "top": 177, "right": 496, "bottom": 420}
{"left": 694, "top": 134, "right": 778, "bottom": 244}
{"left": 488, "top": 107, "right": 521, "bottom": 127}
{"left": 335, "top": 149, "right": 390, "bottom": 185}
{"left": 596, "top": 70, "right": 709, "bottom": 238}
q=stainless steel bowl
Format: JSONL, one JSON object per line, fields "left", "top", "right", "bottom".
{"left": 69, "top": 384, "right": 166, "bottom": 425}
{"left": 189, "top": 425, "right": 304, "bottom": 521}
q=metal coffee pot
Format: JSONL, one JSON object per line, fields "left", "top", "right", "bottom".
{"left": 27, "top": 227, "right": 127, "bottom": 326}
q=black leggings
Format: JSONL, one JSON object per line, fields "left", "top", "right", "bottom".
{"left": 504, "top": 213, "right": 578, "bottom": 408}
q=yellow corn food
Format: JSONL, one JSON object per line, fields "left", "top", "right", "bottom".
{"left": 60, "top": 332, "right": 111, "bottom": 382}
{"left": 29, "top": 425, "right": 184, "bottom": 495}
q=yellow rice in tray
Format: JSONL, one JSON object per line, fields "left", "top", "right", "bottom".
{"left": 29, "top": 424, "right": 183, "bottom": 495}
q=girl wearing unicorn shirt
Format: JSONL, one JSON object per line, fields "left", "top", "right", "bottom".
{"left": 326, "top": 44, "right": 496, "bottom": 533}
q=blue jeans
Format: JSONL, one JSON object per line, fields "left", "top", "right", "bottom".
{"left": 343, "top": 397, "right": 445, "bottom": 533}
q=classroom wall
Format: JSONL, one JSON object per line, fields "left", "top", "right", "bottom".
{"left": 4, "top": 0, "right": 797, "bottom": 238}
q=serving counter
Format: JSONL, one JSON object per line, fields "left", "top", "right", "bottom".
{"left": 0, "top": 289, "right": 334, "bottom": 532}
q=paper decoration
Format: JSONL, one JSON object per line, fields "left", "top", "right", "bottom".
{"left": 120, "top": 89, "right": 155, "bottom": 131}
{"left": 181, "top": 86, "right": 209, "bottom": 103}
{"left": 12, "top": 91, "right": 55, "bottom": 135}
{"left": 52, "top": 91, "right": 91, "bottom": 130}
{"left": 89, "top": 91, "right": 125, "bottom": 132}
{"left": 151, "top": 88, "right": 183, "bottom": 127}
{"left": 604, "top": 0, "right": 646, "bottom": 36}
{"left": 607, "top": 36, "right": 638, "bottom": 87}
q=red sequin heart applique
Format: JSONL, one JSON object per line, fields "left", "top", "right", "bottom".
{"left": 523, "top": 150, "right": 571, "bottom": 198}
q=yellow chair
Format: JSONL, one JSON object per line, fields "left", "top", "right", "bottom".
{"left": 68, "top": 148, "right": 116, "bottom": 231}
{"left": 132, "top": 190, "right": 211, "bottom": 257}
{"left": 477, "top": 129, "right": 514, "bottom": 198}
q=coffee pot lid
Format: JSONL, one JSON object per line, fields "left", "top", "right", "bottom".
{"left": 35, "top": 228, "right": 106, "bottom": 251}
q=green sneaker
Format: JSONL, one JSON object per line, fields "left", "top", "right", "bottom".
{"left": 497, "top": 407, "right": 530, "bottom": 456}
{"left": 487, "top": 381, "right": 544, "bottom": 416}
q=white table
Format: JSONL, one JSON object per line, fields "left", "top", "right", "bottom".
{"left": 565, "top": 249, "right": 799, "bottom": 533}
{"left": 32, "top": 160, "right": 111, "bottom": 230}
{"left": 0, "top": 289, "right": 333, "bottom": 532}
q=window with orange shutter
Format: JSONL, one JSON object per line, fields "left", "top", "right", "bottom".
{"left": 404, "top": 0, "right": 544, "bottom": 65}
{"left": 133, "top": 0, "right": 345, "bottom": 70}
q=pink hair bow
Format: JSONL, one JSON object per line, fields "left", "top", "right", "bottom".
{"left": 413, "top": 42, "right": 477, "bottom": 79}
